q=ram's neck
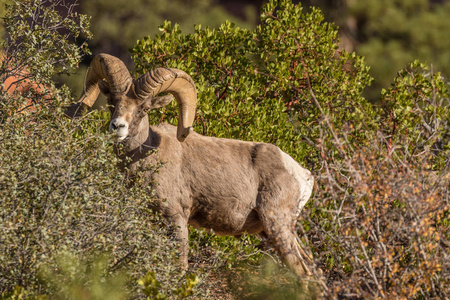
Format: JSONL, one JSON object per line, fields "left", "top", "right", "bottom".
{"left": 115, "top": 114, "right": 156, "bottom": 164}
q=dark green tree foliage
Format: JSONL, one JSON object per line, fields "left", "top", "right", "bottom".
{"left": 132, "top": 0, "right": 376, "bottom": 166}
{"left": 350, "top": 0, "right": 450, "bottom": 100}
{"left": 0, "top": 0, "right": 9, "bottom": 40}
{"left": 82, "top": 0, "right": 255, "bottom": 63}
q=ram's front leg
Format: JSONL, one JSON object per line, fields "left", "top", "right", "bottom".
{"left": 170, "top": 215, "right": 189, "bottom": 270}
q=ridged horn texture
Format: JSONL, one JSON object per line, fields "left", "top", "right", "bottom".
{"left": 79, "top": 53, "right": 132, "bottom": 107}
{"left": 132, "top": 68, "right": 197, "bottom": 142}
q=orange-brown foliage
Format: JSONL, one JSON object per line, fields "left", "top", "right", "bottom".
{"left": 302, "top": 139, "right": 449, "bottom": 299}
{"left": 1, "top": 52, "right": 51, "bottom": 112}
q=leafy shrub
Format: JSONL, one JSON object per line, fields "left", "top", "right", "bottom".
{"left": 380, "top": 61, "right": 450, "bottom": 170}
{"left": 1, "top": 0, "right": 92, "bottom": 84}
{"left": 0, "top": 1, "right": 199, "bottom": 298}
{"left": 305, "top": 146, "right": 449, "bottom": 298}
{"left": 132, "top": 0, "right": 376, "bottom": 166}
{"left": 0, "top": 95, "right": 189, "bottom": 296}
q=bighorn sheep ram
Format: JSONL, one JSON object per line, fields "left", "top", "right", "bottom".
{"left": 66, "top": 53, "right": 316, "bottom": 279}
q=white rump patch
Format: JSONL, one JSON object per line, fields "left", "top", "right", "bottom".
{"left": 279, "top": 149, "right": 314, "bottom": 213}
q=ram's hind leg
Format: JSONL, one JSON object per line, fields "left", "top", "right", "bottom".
{"left": 260, "top": 212, "right": 312, "bottom": 277}
{"left": 259, "top": 207, "right": 322, "bottom": 298}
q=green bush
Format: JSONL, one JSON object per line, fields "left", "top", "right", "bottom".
{"left": 380, "top": 61, "right": 450, "bottom": 170}
{"left": 0, "top": 1, "right": 199, "bottom": 298}
{"left": 132, "top": 0, "right": 376, "bottom": 167}
{"left": 0, "top": 105, "right": 185, "bottom": 297}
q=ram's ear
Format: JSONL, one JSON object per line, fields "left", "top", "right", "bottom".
{"left": 150, "top": 95, "right": 175, "bottom": 109}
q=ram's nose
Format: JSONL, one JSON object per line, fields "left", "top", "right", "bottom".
{"left": 110, "top": 118, "right": 126, "bottom": 132}
{"left": 109, "top": 118, "right": 129, "bottom": 141}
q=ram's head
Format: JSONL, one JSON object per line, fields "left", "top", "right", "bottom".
{"left": 65, "top": 54, "right": 197, "bottom": 142}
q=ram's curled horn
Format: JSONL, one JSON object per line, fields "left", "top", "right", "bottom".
{"left": 64, "top": 53, "right": 132, "bottom": 118}
{"left": 80, "top": 53, "right": 132, "bottom": 106}
{"left": 132, "top": 68, "right": 197, "bottom": 142}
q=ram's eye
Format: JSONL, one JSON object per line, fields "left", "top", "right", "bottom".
{"left": 143, "top": 107, "right": 150, "bottom": 113}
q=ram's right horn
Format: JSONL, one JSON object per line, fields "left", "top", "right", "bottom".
{"left": 133, "top": 68, "right": 197, "bottom": 142}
